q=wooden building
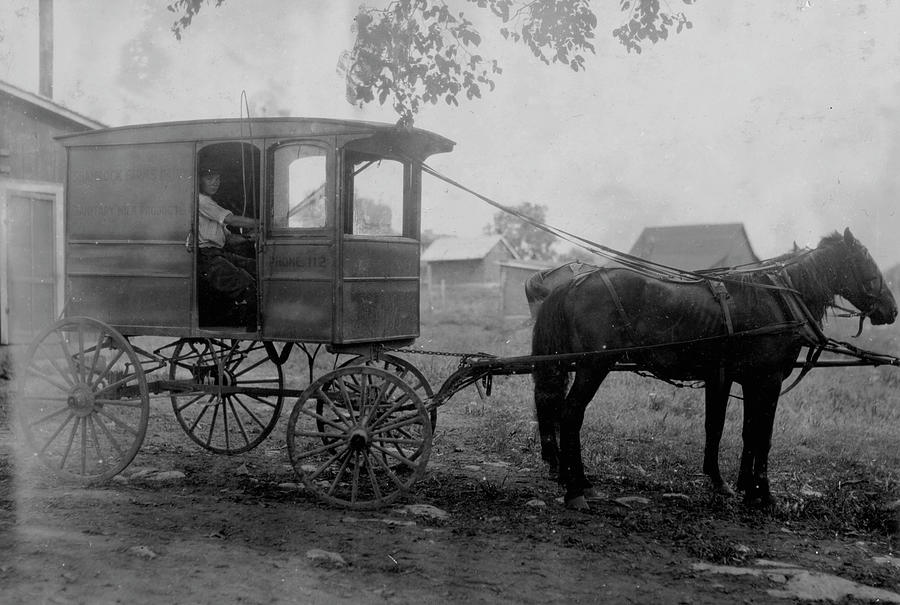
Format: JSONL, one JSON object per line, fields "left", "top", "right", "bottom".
{"left": 422, "top": 235, "right": 519, "bottom": 286}
{"left": 619, "top": 223, "right": 759, "bottom": 270}
{"left": 0, "top": 79, "right": 103, "bottom": 344}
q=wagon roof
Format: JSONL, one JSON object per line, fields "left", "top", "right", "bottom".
{"left": 56, "top": 117, "right": 455, "bottom": 158}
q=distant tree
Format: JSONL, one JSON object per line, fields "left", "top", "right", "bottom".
{"left": 421, "top": 229, "right": 447, "bottom": 249}
{"left": 486, "top": 202, "right": 556, "bottom": 260}
{"left": 166, "top": 0, "right": 696, "bottom": 124}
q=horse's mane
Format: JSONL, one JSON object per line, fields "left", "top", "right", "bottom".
{"left": 728, "top": 231, "right": 845, "bottom": 319}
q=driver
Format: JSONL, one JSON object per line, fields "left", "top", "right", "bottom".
{"left": 196, "top": 167, "right": 258, "bottom": 327}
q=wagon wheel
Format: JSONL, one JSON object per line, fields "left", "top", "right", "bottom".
{"left": 331, "top": 352, "right": 437, "bottom": 435}
{"left": 169, "top": 339, "right": 284, "bottom": 454}
{"left": 287, "top": 366, "right": 432, "bottom": 509}
{"left": 15, "top": 317, "right": 149, "bottom": 482}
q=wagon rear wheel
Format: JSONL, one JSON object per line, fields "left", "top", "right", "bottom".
{"left": 169, "top": 339, "right": 284, "bottom": 454}
{"left": 287, "top": 366, "right": 432, "bottom": 509}
{"left": 15, "top": 317, "right": 149, "bottom": 482}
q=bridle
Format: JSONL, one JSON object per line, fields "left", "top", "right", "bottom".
{"left": 835, "top": 245, "right": 888, "bottom": 336}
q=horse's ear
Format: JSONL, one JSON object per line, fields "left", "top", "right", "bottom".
{"left": 843, "top": 227, "right": 858, "bottom": 247}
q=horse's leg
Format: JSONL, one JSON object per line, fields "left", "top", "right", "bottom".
{"left": 741, "top": 375, "right": 782, "bottom": 508}
{"left": 559, "top": 365, "right": 609, "bottom": 510}
{"left": 534, "top": 363, "right": 567, "bottom": 480}
{"left": 736, "top": 397, "right": 755, "bottom": 492}
{"left": 703, "top": 376, "right": 735, "bottom": 496}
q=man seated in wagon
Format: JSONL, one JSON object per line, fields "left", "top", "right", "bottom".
{"left": 195, "top": 166, "right": 258, "bottom": 328}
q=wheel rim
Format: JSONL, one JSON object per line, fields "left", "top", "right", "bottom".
{"left": 15, "top": 317, "right": 149, "bottom": 482}
{"left": 169, "top": 339, "right": 283, "bottom": 454}
{"left": 287, "top": 366, "right": 432, "bottom": 509}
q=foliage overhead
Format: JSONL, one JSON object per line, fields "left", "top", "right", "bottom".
{"left": 486, "top": 202, "right": 556, "bottom": 260}
{"left": 167, "top": 0, "right": 696, "bottom": 124}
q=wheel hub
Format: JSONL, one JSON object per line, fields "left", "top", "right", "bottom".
{"left": 67, "top": 384, "right": 96, "bottom": 417}
{"left": 348, "top": 428, "right": 370, "bottom": 451}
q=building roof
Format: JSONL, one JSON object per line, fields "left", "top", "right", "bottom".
{"left": 422, "top": 235, "right": 519, "bottom": 262}
{"left": 0, "top": 79, "right": 105, "bottom": 130}
{"left": 499, "top": 259, "right": 556, "bottom": 271}
{"left": 623, "top": 223, "right": 759, "bottom": 270}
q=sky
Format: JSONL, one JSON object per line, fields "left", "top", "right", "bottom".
{"left": 2, "top": 0, "right": 899, "bottom": 267}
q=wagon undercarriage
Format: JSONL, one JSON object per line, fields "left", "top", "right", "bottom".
{"left": 16, "top": 312, "right": 899, "bottom": 509}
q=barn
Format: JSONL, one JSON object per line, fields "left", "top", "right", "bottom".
{"left": 422, "top": 235, "right": 519, "bottom": 286}
{"left": 621, "top": 223, "right": 759, "bottom": 270}
{"left": 0, "top": 79, "right": 104, "bottom": 344}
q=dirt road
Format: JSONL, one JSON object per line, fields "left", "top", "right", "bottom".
{"left": 1, "top": 396, "right": 899, "bottom": 604}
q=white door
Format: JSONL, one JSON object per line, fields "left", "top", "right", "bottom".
{"left": 0, "top": 180, "right": 65, "bottom": 344}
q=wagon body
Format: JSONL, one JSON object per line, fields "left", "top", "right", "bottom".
{"left": 58, "top": 118, "right": 454, "bottom": 347}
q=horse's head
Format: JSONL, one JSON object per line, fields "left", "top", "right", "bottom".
{"left": 835, "top": 228, "right": 897, "bottom": 326}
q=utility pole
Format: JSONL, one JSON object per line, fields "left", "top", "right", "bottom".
{"left": 39, "top": 0, "right": 53, "bottom": 98}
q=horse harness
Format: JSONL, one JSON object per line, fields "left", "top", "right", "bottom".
{"left": 593, "top": 267, "right": 828, "bottom": 393}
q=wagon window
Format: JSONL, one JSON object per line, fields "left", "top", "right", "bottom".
{"left": 347, "top": 156, "right": 406, "bottom": 237}
{"left": 272, "top": 144, "right": 327, "bottom": 229}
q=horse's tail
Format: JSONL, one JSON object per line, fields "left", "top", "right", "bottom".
{"left": 531, "top": 284, "right": 573, "bottom": 475}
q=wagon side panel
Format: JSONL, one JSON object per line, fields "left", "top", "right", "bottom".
{"left": 339, "top": 238, "right": 420, "bottom": 343}
{"left": 66, "top": 143, "right": 194, "bottom": 331}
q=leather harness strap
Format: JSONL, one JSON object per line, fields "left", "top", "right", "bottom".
{"left": 598, "top": 270, "right": 639, "bottom": 344}
{"left": 707, "top": 280, "right": 735, "bottom": 336}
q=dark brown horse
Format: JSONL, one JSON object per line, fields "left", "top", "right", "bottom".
{"left": 532, "top": 229, "right": 897, "bottom": 509}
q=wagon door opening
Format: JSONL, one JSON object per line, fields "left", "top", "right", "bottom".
{"left": 194, "top": 141, "right": 261, "bottom": 330}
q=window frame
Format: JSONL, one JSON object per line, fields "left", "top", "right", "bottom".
{"left": 266, "top": 139, "right": 333, "bottom": 236}
{"left": 341, "top": 149, "right": 414, "bottom": 240}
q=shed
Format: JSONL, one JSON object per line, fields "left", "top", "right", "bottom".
{"left": 499, "top": 259, "right": 555, "bottom": 319}
{"left": 422, "top": 235, "right": 519, "bottom": 285}
{"left": 0, "top": 79, "right": 104, "bottom": 344}
{"left": 622, "top": 223, "right": 759, "bottom": 270}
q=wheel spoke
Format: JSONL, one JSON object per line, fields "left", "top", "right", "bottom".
{"left": 224, "top": 397, "right": 251, "bottom": 449}
{"left": 23, "top": 402, "right": 70, "bottom": 429}
{"left": 96, "top": 407, "right": 141, "bottom": 437}
{"left": 303, "top": 448, "right": 347, "bottom": 483}
{"left": 37, "top": 411, "right": 75, "bottom": 454}
{"left": 297, "top": 398, "right": 351, "bottom": 432}
{"left": 58, "top": 416, "right": 80, "bottom": 470}
{"left": 90, "top": 347, "right": 125, "bottom": 389}
{"left": 26, "top": 361, "right": 72, "bottom": 393}
{"left": 371, "top": 442, "right": 418, "bottom": 471}
{"left": 93, "top": 414, "right": 128, "bottom": 458}
{"left": 326, "top": 448, "right": 355, "bottom": 497}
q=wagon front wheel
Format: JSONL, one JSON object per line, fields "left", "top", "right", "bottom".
{"left": 287, "top": 366, "right": 432, "bottom": 509}
{"left": 15, "top": 317, "right": 149, "bottom": 482}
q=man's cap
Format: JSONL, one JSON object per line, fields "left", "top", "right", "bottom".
{"left": 199, "top": 167, "right": 220, "bottom": 176}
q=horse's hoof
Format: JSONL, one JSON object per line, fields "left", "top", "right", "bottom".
{"left": 583, "top": 487, "right": 606, "bottom": 501}
{"left": 744, "top": 492, "right": 776, "bottom": 509}
{"left": 711, "top": 481, "right": 736, "bottom": 497}
{"left": 565, "top": 496, "right": 589, "bottom": 510}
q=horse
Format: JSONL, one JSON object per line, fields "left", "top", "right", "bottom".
{"left": 532, "top": 228, "right": 897, "bottom": 510}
